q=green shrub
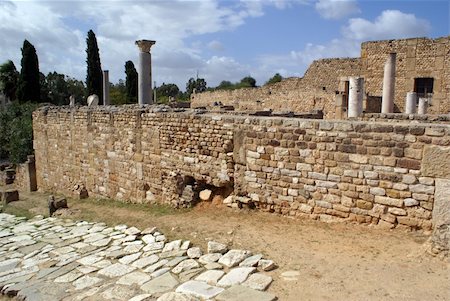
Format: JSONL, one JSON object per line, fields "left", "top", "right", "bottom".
{"left": 0, "top": 102, "right": 37, "bottom": 163}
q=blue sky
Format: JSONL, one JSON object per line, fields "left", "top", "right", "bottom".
{"left": 0, "top": 0, "right": 448, "bottom": 91}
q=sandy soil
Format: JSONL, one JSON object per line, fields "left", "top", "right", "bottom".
{"left": 3, "top": 191, "right": 449, "bottom": 301}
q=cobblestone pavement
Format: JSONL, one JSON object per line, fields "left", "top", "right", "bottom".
{"left": 0, "top": 213, "right": 277, "bottom": 300}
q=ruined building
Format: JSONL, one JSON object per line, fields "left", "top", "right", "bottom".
{"left": 191, "top": 36, "right": 450, "bottom": 118}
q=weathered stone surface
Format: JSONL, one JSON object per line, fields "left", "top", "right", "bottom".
{"left": 217, "top": 267, "right": 256, "bottom": 287}
{"left": 141, "top": 272, "right": 179, "bottom": 294}
{"left": 280, "top": 270, "right": 300, "bottom": 281}
{"left": 239, "top": 254, "right": 263, "bottom": 267}
{"left": 157, "top": 292, "right": 199, "bottom": 301}
{"left": 132, "top": 255, "right": 160, "bottom": 269}
{"left": 117, "top": 271, "right": 151, "bottom": 286}
{"left": 172, "top": 259, "right": 200, "bottom": 274}
{"left": 243, "top": 273, "right": 273, "bottom": 291}
{"left": 215, "top": 285, "right": 277, "bottom": 301}
{"left": 218, "top": 250, "right": 251, "bottom": 267}
{"left": 422, "top": 145, "right": 450, "bottom": 179}
{"left": 176, "top": 280, "right": 224, "bottom": 299}
{"left": 72, "top": 275, "right": 103, "bottom": 290}
{"left": 207, "top": 241, "right": 228, "bottom": 254}
{"left": 257, "top": 260, "right": 276, "bottom": 271}
{"left": 187, "top": 247, "right": 202, "bottom": 259}
{"left": 98, "top": 263, "right": 136, "bottom": 277}
{"left": 195, "top": 269, "right": 225, "bottom": 285}
{"left": 199, "top": 253, "right": 222, "bottom": 264}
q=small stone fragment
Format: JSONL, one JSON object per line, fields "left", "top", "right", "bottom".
{"left": 187, "top": 247, "right": 202, "bottom": 259}
{"left": 208, "top": 241, "right": 228, "bottom": 254}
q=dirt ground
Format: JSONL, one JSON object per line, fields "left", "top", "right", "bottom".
{"left": 2, "top": 191, "right": 449, "bottom": 301}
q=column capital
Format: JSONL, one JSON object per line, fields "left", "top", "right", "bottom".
{"left": 135, "top": 40, "right": 156, "bottom": 53}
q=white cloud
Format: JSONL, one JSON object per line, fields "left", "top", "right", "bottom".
{"left": 315, "top": 0, "right": 360, "bottom": 20}
{"left": 344, "top": 10, "right": 431, "bottom": 41}
{"left": 255, "top": 9, "right": 432, "bottom": 82}
{"left": 208, "top": 40, "right": 224, "bottom": 51}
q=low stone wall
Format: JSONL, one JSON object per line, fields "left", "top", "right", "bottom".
{"left": 359, "top": 113, "right": 450, "bottom": 124}
{"left": 33, "top": 106, "right": 450, "bottom": 234}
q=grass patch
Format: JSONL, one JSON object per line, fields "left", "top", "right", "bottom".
{"left": 75, "top": 197, "right": 190, "bottom": 217}
{"left": 2, "top": 204, "right": 34, "bottom": 219}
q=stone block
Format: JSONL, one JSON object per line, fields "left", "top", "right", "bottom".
{"left": 422, "top": 145, "right": 450, "bottom": 179}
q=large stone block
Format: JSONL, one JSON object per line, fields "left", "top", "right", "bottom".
{"left": 422, "top": 145, "right": 450, "bottom": 179}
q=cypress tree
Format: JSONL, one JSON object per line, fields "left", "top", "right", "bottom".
{"left": 17, "top": 40, "right": 41, "bottom": 103}
{"left": 86, "top": 30, "right": 103, "bottom": 104}
{"left": 125, "top": 60, "right": 138, "bottom": 103}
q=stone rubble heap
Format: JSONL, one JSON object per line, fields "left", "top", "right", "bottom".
{"left": 0, "top": 213, "right": 277, "bottom": 301}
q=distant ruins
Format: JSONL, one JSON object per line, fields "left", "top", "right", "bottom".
{"left": 191, "top": 36, "right": 450, "bottom": 119}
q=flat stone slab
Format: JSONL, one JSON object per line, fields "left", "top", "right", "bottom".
{"left": 218, "top": 250, "right": 252, "bottom": 268}
{"left": 195, "top": 270, "right": 225, "bottom": 285}
{"left": 217, "top": 267, "right": 256, "bottom": 287}
{"left": 132, "top": 254, "right": 160, "bottom": 269}
{"left": 117, "top": 271, "right": 151, "bottom": 286}
{"left": 98, "top": 262, "right": 136, "bottom": 277}
{"left": 141, "top": 272, "right": 179, "bottom": 294}
{"left": 242, "top": 273, "right": 273, "bottom": 291}
{"left": 175, "top": 280, "right": 224, "bottom": 299}
{"left": 157, "top": 292, "right": 199, "bottom": 301}
{"left": 215, "top": 285, "right": 277, "bottom": 301}
{"left": 72, "top": 275, "right": 103, "bottom": 290}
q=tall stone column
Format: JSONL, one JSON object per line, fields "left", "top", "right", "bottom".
{"left": 405, "top": 92, "right": 417, "bottom": 114}
{"left": 348, "top": 77, "right": 363, "bottom": 118}
{"left": 135, "top": 40, "right": 156, "bottom": 105}
{"left": 381, "top": 53, "right": 396, "bottom": 113}
{"left": 103, "top": 70, "right": 110, "bottom": 106}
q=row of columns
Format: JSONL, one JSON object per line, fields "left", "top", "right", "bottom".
{"left": 346, "top": 52, "right": 428, "bottom": 118}
{"left": 98, "top": 40, "right": 156, "bottom": 106}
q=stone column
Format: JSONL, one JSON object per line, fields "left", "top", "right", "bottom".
{"left": 381, "top": 53, "right": 396, "bottom": 113}
{"left": 348, "top": 77, "right": 363, "bottom": 118}
{"left": 418, "top": 97, "right": 428, "bottom": 114}
{"left": 103, "top": 70, "right": 110, "bottom": 106}
{"left": 405, "top": 92, "right": 417, "bottom": 114}
{"left": 135, "top": 40, "right": 156, "bottom": 105}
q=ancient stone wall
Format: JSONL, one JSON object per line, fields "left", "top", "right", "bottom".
{"left": 192, "top": 36, "right": 450, "bottom": 118}
{"left": 33, "top": 106, "right": 450, "bottom": 232}
{"left": 361, "top": 36, "right": 450, "bottom": 115}
{"left": 191, "top": 58, "right": 361, "bottom": 119}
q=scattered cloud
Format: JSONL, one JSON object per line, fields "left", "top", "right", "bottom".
{"left": 343, "top": 10, "right": 431, "bottom": 41}
{"left": 315, "top": 0, "right": 360, "bottom": 20}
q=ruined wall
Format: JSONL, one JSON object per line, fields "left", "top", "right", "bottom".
{"left": 191, "top": 58, "right": 361, "bottom": 119}
{"left": 192, "top": 36, "right": 450, "bottom": 118}
{"left": 361, "top": 36, "right": 450, "bottom": 114}
{"left": 34, "top": 106, "right": 450, "bottom": 231}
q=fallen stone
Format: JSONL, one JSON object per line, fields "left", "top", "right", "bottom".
{"left": 54, "top": 270, "right": 83, "bottom": 283}
{"left": 144, "top": 259, "right": 169, "bottom": 273}
{"left": 199, "top": 253, "right": 222, "bottom": 264}
{"left": 199, "top": 189, "right": 212, "bottom": 201}
{"left": 141, "top": 227, "right": 158, "bottom": 235}
{"left": 172, "top": 259, "right": 200, "bottom": 274}
{"left": 130, "top": 294, "right": 155, "bottom": 301}
{"left": 124, "top": 226, "right": 141, "bottom": 236}
{"left": 215, "top": 285, "right": 277, "bottom": 301}
{"left": 218, "top": 250, "right": 252, "bottom": 267}
{"left": 101, "top": 284, "right": 138, "bottom": 300}
{"left": 207, "top": 241, "right": 228, "bottom": 254}
{"left": 166, "top": 256, "right": 188, "bottom": 267}
{"left": 151, "top": 267, "right": 171, "bottom": 278}
{"left": 176, "top": 280, "right": 224, "bottom": 299}
{"left": 187, "top": 247, "right": 202, "bottom": 259}
{"left": 280, "top": 270, "right": 300, "bottom": 281}
{"left": 178, "top": 267, "right": 204, "bottom": 282}
{"left": 217, "top": 267, "right": 256, "bottom": 287}
{"left": 118, "top": 252, "right": 142, "bottom": 265}
{"left": 205, "top": 262, "right": 223, "bottom": 270}
{"left": 242, "top": 273, "right": 273, "bottom": 291}
{"left": 162, "top": 240, "right": 182, "bottom": 252}
{"left": 258, "top": 259, "right": 276, "bottom": 271}
{"left": 142, "top": 234, "right": 156, "bottom": 244}
{"left": 239, "top": 254, "right": 263, "bottom": 267}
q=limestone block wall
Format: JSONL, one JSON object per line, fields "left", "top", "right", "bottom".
{"left": 33, "top": 106, "right": 450, "bottom": 232}
{"left": 191, "top": 58, "right": 361, "bottom": 119}
{"left": 361, "top": 37, "right": 450, "bottom": 114}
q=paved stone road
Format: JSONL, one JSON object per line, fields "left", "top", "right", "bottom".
{"left": 0, "top": 213, "right": 277, "bottom": 300}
